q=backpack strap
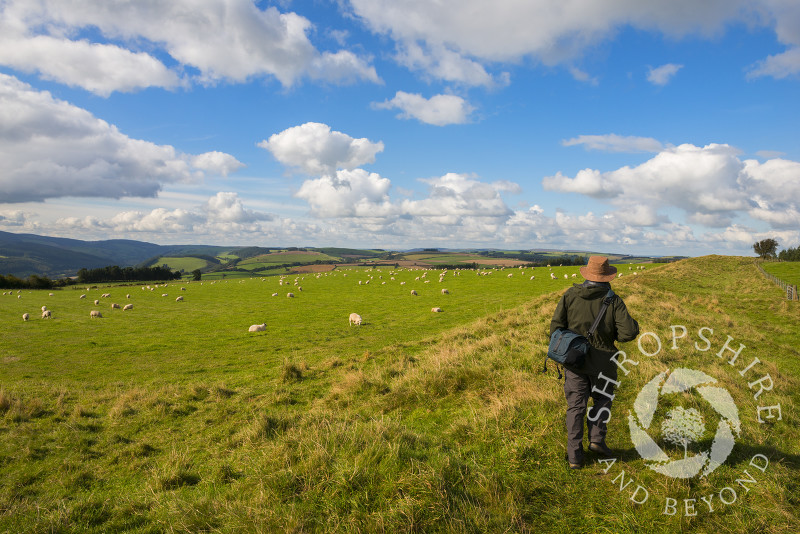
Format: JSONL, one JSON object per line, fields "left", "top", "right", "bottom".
{"left": 586, "top": 290, "right": 615, "bottom": 340}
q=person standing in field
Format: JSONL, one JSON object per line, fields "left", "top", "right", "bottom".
{"left": 550, "top": 256, "right": 639, "bottom": 469}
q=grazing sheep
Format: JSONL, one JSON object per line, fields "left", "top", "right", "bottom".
{"left": 272, "top": 293, "right": 278, "bottom": 297}
{"left": 431, "top": 307, "right": 443, "bottom": 313}
{"left": 162, "top": 293, "right": 168, "bottom": 297}
{"left": 550, "top": 273, "right": 556, "bottom": 280}
{"left": 175, "top": 296, "right": 183, "bottom": 301}
{"left": 349, "top": 313, "right": 362, "bottom": 326}
{"left": 530, "top": 275, "right": 535, "bottom": 280}
{"left": 111, "top": 303, "right": 120, "bottom": 309}
{"left": 41, "top": 305, "right": 47, "bottom": 312}
{"left": 287, "top": 292, "right": 295, "bottom": 298}
{"left": 571, "top": 273, "right": 577, "bottom": 278}
{"left": 181, "top": 287, "right": 186, "bottom": 291}
{"left": 441, "top": 288, "right": 449, "bottom": 294}
{"left": 126, "top": 294, "right": 131, "bottom": 299}
{"left": 508, "top": 273, "right": 513, "bottom": 278}
{"left": 80, "top": 294, "right": 86, "bottom": 299}
{"left": 49, "top": 292, "right": 54, "bottom": 296}
{"left": 564, "top": 274, "right": 568, "bottom": 279}
{"left": 90, "top": 310, "right": 102, "bottom": 319}
{"left": 248, "top": 323, "right": 266, "bottom": 332}
{"left": 42, "top": 310, "right": 52, "bottom": 319}
{"left": 410, "top": 290, "right": 418, "bottom": 296}
{"left": 22, "top": 313, "right": 29, "bottom": 321}
{"left": 94, "top": 300, "right": 100, "bottom": 305}
{"left": 123, "top": 304, "right": 133, "bottom": 311}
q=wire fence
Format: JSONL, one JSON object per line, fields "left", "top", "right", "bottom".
{"left": 754, "top": 260, "right": 799, "bottom": 301}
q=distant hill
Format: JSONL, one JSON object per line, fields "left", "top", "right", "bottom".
{"left": 0, "top": 231, "right": 232, "bottom": 278}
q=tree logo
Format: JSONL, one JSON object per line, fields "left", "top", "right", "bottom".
{"left": 628, "top": 368, "right": 741, "bottom": 479}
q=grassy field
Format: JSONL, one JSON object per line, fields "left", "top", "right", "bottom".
{"left": 238, "top": 252, "right": 342, "bottom": 270}
{"left": 762, "top": 261, "right": 800, "bottom": 286}
{"left": 151, "top": 257, "right": 212, "bottom": 273}
{"left": 1, "top": 258, "right": 798, "bottom": 532}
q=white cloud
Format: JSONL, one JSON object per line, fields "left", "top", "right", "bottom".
{"left": 0, "top": 0, "right": 379, "bottom": 95}
{"left": 191, "top": 152, "right": 246, "bottom": 177}
{"left": 0, "top": 74, "right": 243, "bottom": 203}
{"left": 349, "top": 0, "right": 765, "bottom": 83}
{"left": 647, "top": 63, "right": 684, "bottom": 85}
{"left": 562, "top": 134, "right": 664, "bottom": 153}
{"left": 401, "top": 173, "right": 514, "bottom": 220}
{"left": 204, "top": 192, "right": 273, "bottom": 223}
{"left": 259, "top": 122, "right": 384, "bottom": 176}
{"left": 0, "top": 210, "right": 29, "bottom": 227}
{"left": 295, "top": 169, "right": 394, "bottom": 218}
{"left": 372, "top": 91, "right": 474, "bottom": 126}
{"left": 543, "top": 142, "right": 800, "bottom": 233}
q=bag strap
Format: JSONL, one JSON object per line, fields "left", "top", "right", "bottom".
{"left": 541, "top": 353, "right": 562, "bottom": 379}
{"left": 586, "top": 289, "right": 615, "bottom": 339}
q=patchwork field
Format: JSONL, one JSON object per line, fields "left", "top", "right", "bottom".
{"left": 1, "top": 257, "right": 798, "bottom": 533}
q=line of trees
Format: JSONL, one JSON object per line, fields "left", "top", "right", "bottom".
{"left": 77, "top": 265, "right": 181, "bottom": 283}
{"left": 0, "top": 274, "right": 70, "bottom": 290}
{"left": 778, "top": 246, "right": 800, "bottom": 262}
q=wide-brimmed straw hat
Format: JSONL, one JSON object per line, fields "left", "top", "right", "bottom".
{"left": 580, "top": 256, "right": 618, "bottom": 282}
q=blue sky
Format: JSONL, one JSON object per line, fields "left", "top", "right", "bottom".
{"left": 1, "top": 0, "right": 799, "bottom": 256}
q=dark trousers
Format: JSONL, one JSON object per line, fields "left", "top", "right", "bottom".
{"left": 563, "top": 368, "right": 614, "bottom": 464}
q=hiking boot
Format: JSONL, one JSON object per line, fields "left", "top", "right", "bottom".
{"left": 589, "top": 442, "right": 613, "bottom": 457}
{"left": 568, "top": 461, "right": 583, "bottom": 470}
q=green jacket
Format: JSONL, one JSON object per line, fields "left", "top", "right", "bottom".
{"left": 550, "top": 282, "right": 639, "bottom": 379}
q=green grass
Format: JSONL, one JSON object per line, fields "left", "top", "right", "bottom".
{"left": 238, "top": 252, "right": 341, "bottom": 270}
{"left": 1, "top": 258, "right": 798, "bottom": 532}
{"left": 762, "top": 261, "right": 800, "bottom": 286}
{"left": 150, "top": 256, "right": 210, "bottom": 272}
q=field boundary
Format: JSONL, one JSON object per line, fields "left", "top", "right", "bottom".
{"left": 754, "top": 259, "right": 799, "bottom": 300}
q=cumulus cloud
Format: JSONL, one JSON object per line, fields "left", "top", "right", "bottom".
{"left": 204, "top": 192, "right": 273, "bottom": 223}
{"left": 647, "top": 63, "right": 684, "bottom": 85}
{"left": 191, "top": 152, "right": 246, "bottom": 177}
{"left": 543, "top": 142, "right": 800, "bottom": 233}
{"left": 0, "top": 210, "right": 29, "bottom": 227}
{"left": 562, "top": 134, "right": 664, "bottom": 153}
{"left": 295, "top": 169, "right": 394, "bottom": 218}
{"left": 348, "top": 0, "right": 779, "bottom": 83}
{"left": 0, "top": 0, "right": 379, "bottom": 95}
{"left": 55, "top": 192, "right": 273, "bottom": 236}
{"left": 372, "top": 91, "right": 474, "bottom": 126}
{"left": 0, "top": 74, "right": 243, "bottom": 203}
{"left": 259, "top": 122, "right": 384, "bottom": 176}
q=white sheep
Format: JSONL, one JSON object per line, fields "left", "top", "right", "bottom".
{"left": 126, "top": 294, "right": 131, "bottom": 299}
{"left": 287, "top": 292, "right": 295, "bottom": 298}
{"left": 162, "top": 293, "right": 168, "bottom": 297}
{"left": 80, "top": 294, "right": 86, "bottom": 299}
{"left": 175, "top": 296, "right": 183, "bottom": 301}
{"left": 272, "top": 293, "right": 278, "bottom": 297}
{"left": 123, "top": 304, "right": 133, "bottom": 311}
{"left": 564, "top": 274, "right": 568, "bottom": 279}
{"left": 22, "top": 313, "right": 29, "bottom": 321}
{"left": 550, "top": 273, "right": 556, "bottom": 280}
{"left": 111, "top": 303, "right": 120, "bottom": 309}
{"left": 94, "top": 300, "right": 100, "bottom": 305}
{"left": 530, "top": 275, "right": 535, "bottom": 280}
{"left": 90, "top": 310, "right": 102, "bottom": 318}
{"left": 41, "top": 305, "right": 47, "bottom": 312}
{"left": 248, "top": 323, "right": 266, "bottom": 332}
{"left": 431, "top": 307, "right": 442, "bottom": 313}
{"left": 42, "top": 310, "right": 52, "bottom": 319}
{"left": 349, "top": 313, "right": 362, "bottom": 326}
{"left": 441, "top": 288, "right": 449, "bottom": 294}
{"left": 410, "top": 290, "right": 418, "bottom": 296}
